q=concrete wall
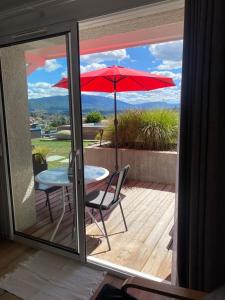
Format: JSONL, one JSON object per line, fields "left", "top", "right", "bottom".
{"left": 30, "top": 128, "right": 41, "bottom": 139}
{"left": 57, "top": 124, "right": 104, "bottom": 140}
{"left": 0, "top": 46, "right": 36, "bottom": 231}
{"left": 82, "top": 125, "right": 104, "bottom": 140}
{"left": 84, "top": 145, "right": 177, "bottom": 184}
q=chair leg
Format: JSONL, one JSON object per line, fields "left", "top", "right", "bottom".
{"left": 99, "top": 209, "right": 111, "bottom": 251}
{"left": 167, "top": 238, "right": 173, "bottom": 250}
{"left": 119, "top": 202, "right": 128, "bottom": 231}
{"left": 46, "top": 193, "right": 53, "bottom": 223}
{"left": 90, "top": 208, "right": 94, "bottom": 223}
{"left": 66, "top": 186, "right": 72, "bottom": 212}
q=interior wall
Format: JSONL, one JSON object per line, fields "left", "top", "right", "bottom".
{"left": 0, "top": 46, "right": 36, "bottom": 231}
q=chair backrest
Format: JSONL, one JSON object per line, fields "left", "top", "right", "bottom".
{"left": 113, "top": 165, "right": 130, "bottom": 203}
{"left": 32, "top": 153, "right": 48, "bottom": 176}
{"left": 32, "top": 153, "right": 48, "bottom": 189}
{"left": 101, "top": 165, "right": 130, "bottom": 207}
{"left": 68, "top": 151, "right": 75, "bottom": 182}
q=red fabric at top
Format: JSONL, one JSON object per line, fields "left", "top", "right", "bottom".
{"left": 54, "top": 65, "right": 175, "bottom": 92}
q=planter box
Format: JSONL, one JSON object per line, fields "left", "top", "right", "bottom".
{"left": 82, "top": 124, "right": 104, "bottom": 140}
{"left": 57, "top": 124, "right": 105, "bottom": 140}
{"left": 84, "top": 145, "right": 177, "bottom": 185}
{"left": 30, "top": 128, "right": 41, "bottom": 139}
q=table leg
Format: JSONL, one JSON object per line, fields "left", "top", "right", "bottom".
{"left": 50, "top": 186, "right": 66, "bottom": 241}
{"left": 86, "top": 209, "right": 105, "bottom": 236}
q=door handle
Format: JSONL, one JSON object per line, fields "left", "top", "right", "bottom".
{"left": 75, "top": 149, "right": 82, "bottom": 170}
{"left": 68, "top": 149, "right": 82, "bottom": 183}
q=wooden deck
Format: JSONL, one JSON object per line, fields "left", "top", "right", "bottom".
{"left": 23, "top": 180, "right": 175, "bottom": 279}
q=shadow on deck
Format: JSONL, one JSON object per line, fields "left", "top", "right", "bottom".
{"left": 23, "top": 180, "right": 175, "bottom": 279}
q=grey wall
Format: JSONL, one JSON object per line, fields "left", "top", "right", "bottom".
{"left": 0, "top": 46, "right": 36, "bottom": 231}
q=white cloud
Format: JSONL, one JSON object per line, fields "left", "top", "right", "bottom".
{"left": 84, "top": 88, "right": 181, "bottom": 105}
{"left": 81, "top": 91, "right": 103, "bottom": 97}
{"left": 29, "top": 82, "right": 50, "bottom": 89}
{"left": 116, "top": 86, "right": 181, "bottom": 105}
{"left": 149, "top": 40, "right": 183, "bottom": 70}
{"left": 80, "top": 49, "right": 129, "bottom": 64}
{"left": 157, "top": 60, "right": 182, "bottom": 70}
{"left": 28, "top": 82, "right": 68, "bottom": 99}
{"left": 28, "top": 81, "right": 181, "bottom": 104}
{"left": 60, "top": 63, "right": 106, "bottom": 77}
{"left": 80, "top": 63, "right": 106, "bottom": 73}
{"left": 61, "top": 70, "right": 67, "bottom": 78}
{"left": 151, "top": 70, "right": 182, "bottom": 81}
{"left": 149, "top": 40, "right": 183, "bottom": 61}
{"left": 39, "top": 59, "right": 62, "bottom": 72}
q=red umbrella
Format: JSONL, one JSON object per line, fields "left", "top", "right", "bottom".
{"left": 54, "top": 65, "right": 175, "bottom": 170}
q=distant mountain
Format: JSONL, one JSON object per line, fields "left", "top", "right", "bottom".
{"left": 28, "top": 95, "right": 179, "bottom": 114}
{"left": 133, "top": 101, "right": 179, "bottom": 110}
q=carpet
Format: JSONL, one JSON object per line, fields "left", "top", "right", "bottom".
{"left": 0, "top": 251, "right": 105, "bottom": 300}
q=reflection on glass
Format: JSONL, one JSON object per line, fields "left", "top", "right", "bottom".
{"left": 1, "top": 35, "right": 78, "bottom": 250}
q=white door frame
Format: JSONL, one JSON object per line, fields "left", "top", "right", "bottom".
{"left": 0, "top": 20, "right": 86, "bottom": 262}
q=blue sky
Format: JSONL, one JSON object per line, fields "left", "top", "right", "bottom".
{"left": 28, "top": 39, "right": 183, "bottom": 104}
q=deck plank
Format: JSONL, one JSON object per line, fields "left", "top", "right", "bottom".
{"left": 22, "top": 180, "right": 175, "bottom": 279}
{"left": 86, "top": 182, "right": 174, "bottom": 277}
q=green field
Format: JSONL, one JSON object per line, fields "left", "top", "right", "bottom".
{"left": 32, "top": 138, "right": 95, "bottom": 168}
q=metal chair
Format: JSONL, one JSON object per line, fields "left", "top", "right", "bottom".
{"left": 85, "top": 164, "right": 130, "bottom": 251}
{"left": 32, "top": 153, "right": 71, "bottom": 223}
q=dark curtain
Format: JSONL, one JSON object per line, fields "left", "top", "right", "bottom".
{"left": 178, "top": 0, "right": 225, "bottom": 292}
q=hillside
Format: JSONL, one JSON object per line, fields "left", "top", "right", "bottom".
{"left": 29, "top": 95, "right": 179, "bottom": 114}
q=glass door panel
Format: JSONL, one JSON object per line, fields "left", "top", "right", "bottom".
{"left": 0, "top": 25, "right": 85, "bottom": 258}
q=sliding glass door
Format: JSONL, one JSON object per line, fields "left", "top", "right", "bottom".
{"left": 0, "top": 22, "right": 86, "bottom": 260}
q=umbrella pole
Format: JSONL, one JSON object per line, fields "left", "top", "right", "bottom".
{"left": 114, "top": 81, "right": 118, "bottom": 171}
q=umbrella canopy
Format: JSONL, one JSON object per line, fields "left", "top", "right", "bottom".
{"left": 54, "top": 65, "right": 175, "bottom": 170}
{"left": 54, "top": 65, "right": 175, "bottom": 92}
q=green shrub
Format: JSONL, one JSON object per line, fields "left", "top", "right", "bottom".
{"left": 86, "top": 111, "right": 103, "bottom": 123}
{"left": 56, "top": 130, "right": 71, "bottom": 140}
{"left": 50, "top": 115, "right": 70, "bottom": 127}
{"left": 141, "top": 110, "right": 178, "bottom": 150}
{"left": 103, "top": 109, "right": 179, "bottom": 151}
{"left": 44, "top": 125, "right": 56, "bottom": 132}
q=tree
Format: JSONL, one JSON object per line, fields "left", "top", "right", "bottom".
{"left": 86, "top": 111, "right": 103, "bottom": 123}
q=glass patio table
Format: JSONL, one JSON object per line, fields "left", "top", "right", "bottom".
{"left": 35, "top": 165, "right": 109, "bottom": 241}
